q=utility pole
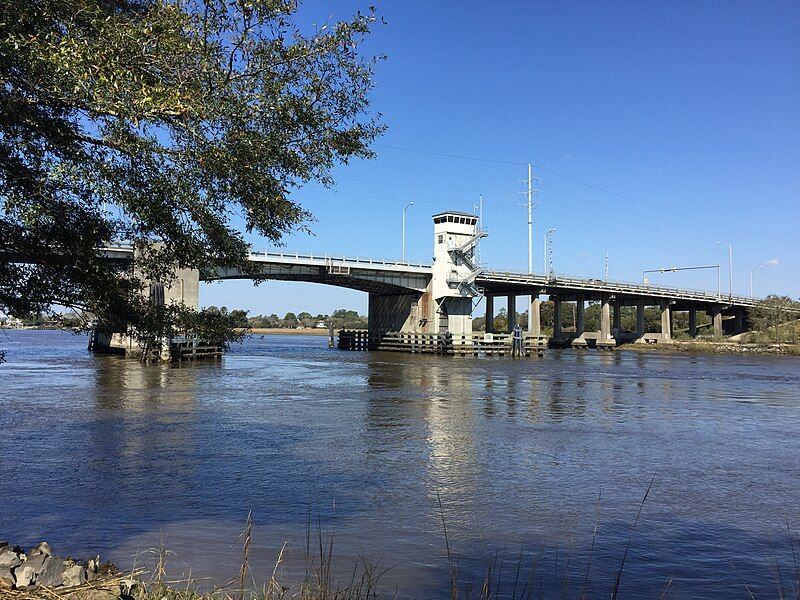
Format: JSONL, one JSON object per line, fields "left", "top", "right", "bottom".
{"left": 605, "top": 251, "right": 609, "bottom": 282}
{"left": 545, "top": 228, "right": 556, "bottom": 280}
{"left": 477, "top": 194, "right": 483, "bottom": 267}
{"left": 527, "top": 164, "right": 533, "bottom": 273}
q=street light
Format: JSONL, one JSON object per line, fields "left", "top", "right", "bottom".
{"left": 544, "top": 228, "right": 556, "bottom": 280}
{"left": 402, "top": 202, "right": 414, "bottom": 261}
{"left": 716, "top": 241, "right": 733, "bottom": 299}
{"left": 750, "top": 265, "right": 765, "bottom": 299}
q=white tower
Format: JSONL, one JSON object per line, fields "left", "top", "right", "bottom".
{"left": 430, "top": 211, "right": 486, "bottom": 336}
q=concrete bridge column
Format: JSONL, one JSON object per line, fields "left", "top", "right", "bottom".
{"left": 734, "top": 310, "right": 744, "bottom": 335}
{"left": 599, "top": 293, "right": 615, "bottom": 349}
{"left": 689, "top": 308, "right": 698, "bottom": 337}
{"left": 711, "top": 309, "right": 723, "bottom": 340}
{"left": 660, "top": 299, "right": 672, "bottom": 342}
{"left": 613, "top": 299, "right": 621, "bottom": 336}
{"left": 636, "top": 302, "right": 645, "bottom": 338}
{"left": 529, "top": 296, "right": 541, "bottom": 336}
{"left": 485, "top": 295, "right": 495, "bottom": 333}
{"left": 507, "top": 295, "right": 516, "bottom": 333}
{"left": 553, "top": 296, "right": 563, "bottom": 339}
{"left": 571, "top": 294, "right": 587, "bottom": 348}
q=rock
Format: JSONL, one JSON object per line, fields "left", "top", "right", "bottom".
{"left": 29, "top": 541, "right": 53, "bottom": 557}
{"left": 14, "top": 553, "right": 63, "bottom": 588}
{"left": 0, "top": 547, "right": 22, "bottom": 569}
{"left": 14, "top": 557, "right": 38, "bottom": 587}
{"left": 0, "top": 541, "right": 8, "bottom": 549}
{"left": 62, "top": 560, "right": 87, "bottom": 587}
{"left": 38, "top": 556, "right": 65, "bottom": 588}
{"left": 86, "top": 556, "right": 100, "bottom": 582}
{"left": 0, "top": 565, "right": 14, "bottom": 589}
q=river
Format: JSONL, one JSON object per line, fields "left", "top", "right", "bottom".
{"left": 1, "top": 329, "right": 799, "bottom": 598}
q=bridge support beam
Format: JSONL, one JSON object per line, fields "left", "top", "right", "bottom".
{"left": 485, "top": 295, "right": 495, "bottom": 333}
{"left": 660, "top": 299, "right": 672, "bottom": 342}
{"left": 711, "top": 309, "right": 723, "bottom": 340}
{"left": 598, "top": 293, "right": 616, "bottom": 349}
{"left": 529, "top": 296, "right": 541, "bottom": 336}
{"left": 689, "top": 308, "right": 698, "bottom": 337}
{"left": 507, "top": 295, "right": 516, "bottom": 333}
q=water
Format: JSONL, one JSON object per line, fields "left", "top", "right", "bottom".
{"left": 1, "top": 329, "right": 799, "bottom": 598}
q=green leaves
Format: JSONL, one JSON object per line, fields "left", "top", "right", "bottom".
{"left": 1, "top": 0, "right": 383, "bottom": 347}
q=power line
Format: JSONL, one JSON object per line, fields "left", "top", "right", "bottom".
{"left": 374, "top": 143, "right": 800, "bottom": 252}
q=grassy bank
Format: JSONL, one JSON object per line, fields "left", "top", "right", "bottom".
{"left": 618, "top": 340, "right": 800, "bottom": 356}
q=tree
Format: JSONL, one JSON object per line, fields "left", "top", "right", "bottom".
{"left": 0, "top": 0, "right": 383, "bottom": 354}
{"left": 748, "top": 295, "right": 799, "bottom": 345}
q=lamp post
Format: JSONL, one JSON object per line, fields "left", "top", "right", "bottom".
{"left": 402, "top": 202, "right": 414, "bottom": 261}
{"left": 716, "top": 242, "right": 733, "bottom": 299}
{"left": 750, "top": 265, "right": 764, "bottom": 299}
{"left": 544, "top": 228, "right": 556, "bottom": 280}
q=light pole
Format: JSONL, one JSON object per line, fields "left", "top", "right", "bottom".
{"left": 402, "top": 201, "right": 414, "bottom": 261}
{"left": 544, "top": 228, "right": 556, "bottom": 280}
{"left": 716, "top": 241, "right": 733, "bottom": 299}
{"left": 750, "top": 265, "right": 764, "bottom": 299}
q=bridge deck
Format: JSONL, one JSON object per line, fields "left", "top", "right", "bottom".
{"left": 98, "top": 244, "right": 757, "bottom": 308}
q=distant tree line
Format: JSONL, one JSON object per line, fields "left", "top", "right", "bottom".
{"left": 243, "top": 308, "right": 367, "bottom": 330}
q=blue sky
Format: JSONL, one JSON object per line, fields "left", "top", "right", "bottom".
{"left": 202, "top": 0, "right": 800, "bottom": 317}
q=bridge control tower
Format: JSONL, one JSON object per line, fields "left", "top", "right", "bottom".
{"left": 430, "top": 211, "right": 486, "bottom": 336}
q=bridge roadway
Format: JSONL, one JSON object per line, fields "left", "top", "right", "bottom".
{"left": 101, "top": 244, "right": 755, "bottom": 310}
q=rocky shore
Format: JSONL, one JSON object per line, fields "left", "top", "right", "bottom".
{"left": 0, "top": 541, "right": 124, "bottom": 598}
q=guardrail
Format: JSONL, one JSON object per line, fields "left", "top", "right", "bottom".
{"left": 247, "top": 250, "right": 432, "bottom": 271}
{"left": 479, "top": 269, "right": 757, "bottom": 306}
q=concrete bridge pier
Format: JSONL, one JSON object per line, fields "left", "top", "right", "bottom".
{"left": 553, "top": 296, "right": 563, "bottom": 341}
{"left": 636, "top": 302, "right": 645, "bottom": 337}
{"left": 711, "top": 309, "right": 723, "bottom": 340}
{"left": 660, "top": 299, "right": 672, "bottom": 342}
{"left": 597, "top": 293, "right": 616, "bottom": 349}
{"left": 571, "top": 294, "right": 588, "bottom": 348}
{"left": 507, "top": 295, "right": 516, "bottom": 333}
{"left": 613, "top": 299, "right": 622, "bottom": 338}
{"left": 485, "top": 295, "right": 495, "bottom": 333}
{"left": 529, "top": 296, "right": 541, "bottom": 336}
{"left": 734, "top": 310, "right": 745, "bottom": 335}
{"left": 689, "top": 308, "right": 698, "bottom": 337}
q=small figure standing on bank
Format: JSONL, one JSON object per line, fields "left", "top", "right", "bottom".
{"left": 511, "top": 323, "right": 525, "bottom": 357}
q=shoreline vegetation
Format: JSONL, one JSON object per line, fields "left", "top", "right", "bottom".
{"left": 3, "top": 500, "right": 800, "bottom": 600}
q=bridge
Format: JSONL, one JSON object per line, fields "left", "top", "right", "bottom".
{"left": 98, "top": 210, "right": 756, "bottom": 352}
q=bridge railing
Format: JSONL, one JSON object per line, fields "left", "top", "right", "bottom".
{"left": 480, "top": 268, "right": 756, "bottom": 305}
{"left": 248, "top": 250, "right": 431, "bottom": 270}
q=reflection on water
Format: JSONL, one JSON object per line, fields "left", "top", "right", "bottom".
{"left": 1, "top": 330, "right": 800, "bottom": 598}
